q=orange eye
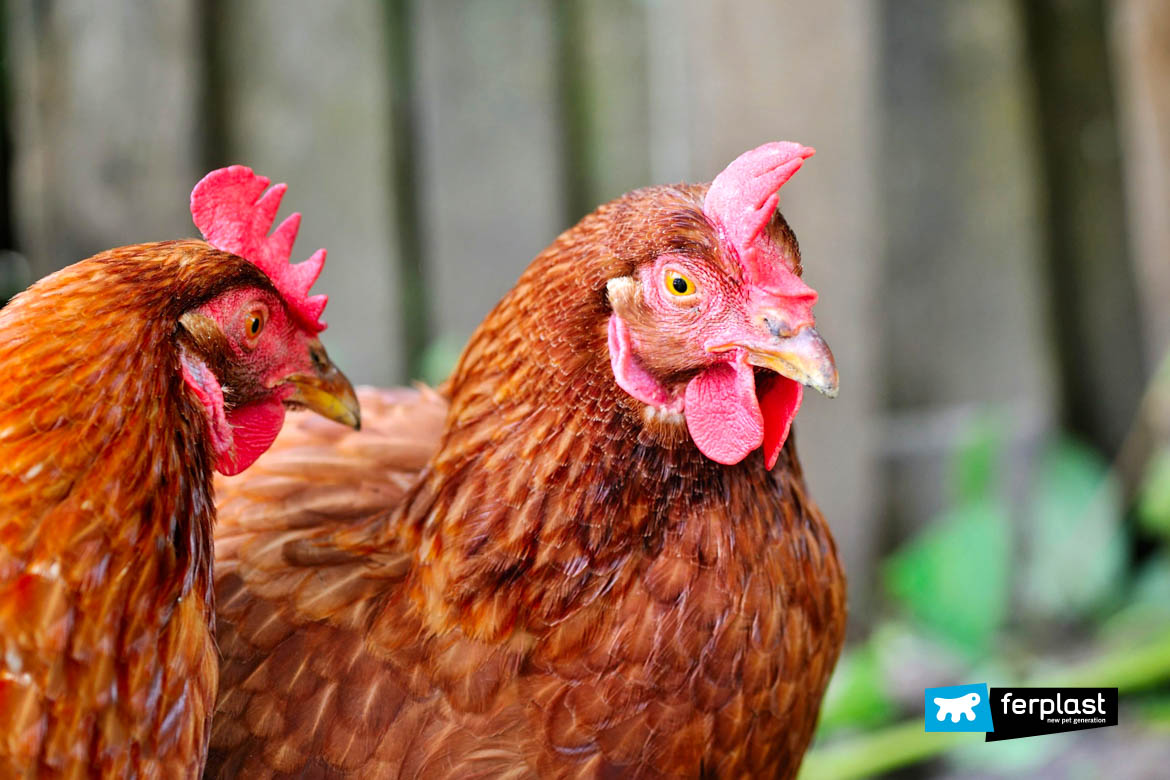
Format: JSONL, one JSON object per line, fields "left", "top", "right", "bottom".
{"left": 665, "top": 270, "right": 697, "bottom": 296}
{"left": 242, "top": 307, "right": 266, "bottom": 345}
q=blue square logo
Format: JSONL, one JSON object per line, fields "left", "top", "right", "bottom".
{"left": 925, "top": 683, "right": 995, "bottom": 732}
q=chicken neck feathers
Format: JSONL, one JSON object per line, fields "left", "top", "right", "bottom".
{"left": 0, "top": 241, "right": 271, "bottom": 776}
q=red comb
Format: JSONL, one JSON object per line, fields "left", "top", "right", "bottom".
{"left": 703, "top": 142, "right": 814, "bottom": 288}
{"left": 190, "top": 166, "right": 327, "bottom": 332}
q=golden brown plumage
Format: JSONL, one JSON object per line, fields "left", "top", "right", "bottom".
{"left": 0, "top": 234, "right": 357, "bottom": 776}
{"left": 0, "top": 243, "right": 258, "bottom": 776}
{"left": 208, "top": 146, "right": 847, "bottom": 779}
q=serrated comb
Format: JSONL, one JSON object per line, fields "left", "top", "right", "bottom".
{"left": 703, "top": 142, "right": 815, "bottom": 298}
{"left": 190, "top": 166, "right": 328, "bottom": 332}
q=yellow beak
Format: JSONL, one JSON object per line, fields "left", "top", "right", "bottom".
{"left": 285, "top": 344, "right": 361, "bottom": 429}
{"left": 710, "top": 325, "right": 839, "bottom": 398}
{"left": 741, "top": 327, "right": 839, "bottom": 398}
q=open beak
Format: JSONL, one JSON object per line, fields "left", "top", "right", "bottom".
{"left": 712, "top": 325, "right": 839, "bottom": 398}
{"left": 285, "top": 344, "right": 361, "bottom": 429}
{"left": 743, "top": 327, "right": 838, "bottom": 397}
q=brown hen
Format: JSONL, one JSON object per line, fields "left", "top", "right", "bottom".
{"left": 208, "top": 142, "right": 846, "bottom": 778}
{"left": 0, "top": 168, "right": 358, "bottom": 777}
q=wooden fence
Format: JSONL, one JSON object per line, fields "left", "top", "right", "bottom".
{"left": 2, "top": 0, "right": 1166, "bottom": 619}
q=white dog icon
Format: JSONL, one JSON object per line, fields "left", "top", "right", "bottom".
{"left": 934, "top": 692, "right": 981, "bottom": 722}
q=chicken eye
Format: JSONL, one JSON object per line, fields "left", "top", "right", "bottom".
{"left": 243, "top": 308, "right": 266, "bottom": 344}
{"left": 665, "top": 270, "right": 697, "bottom": 297}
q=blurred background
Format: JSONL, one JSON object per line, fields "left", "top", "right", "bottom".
{"left": 1, "top": 0, "right": 1168, "bottom": 776}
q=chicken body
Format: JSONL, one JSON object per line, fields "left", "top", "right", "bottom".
{"left": 0, "top": 239, "right": 355, "bottom": 777}
{"left": 0, "top": 245, "right": 247, "bottom": 775}
{"left": 209, "top": 172, "right": 847, "bottom": 778}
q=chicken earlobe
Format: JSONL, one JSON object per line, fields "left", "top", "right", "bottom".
{"left": 178, "top": 342, "right": 236, "bottom": 470}
{"left": 607, "top": 311, "right": 681, "bottom": 411}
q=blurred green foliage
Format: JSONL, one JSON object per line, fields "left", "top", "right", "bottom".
{"left": 1020, "top": 440, "right": 1125, "bottom": 620}
{"left": 1138, "top": 448, "right": 1170, "bottom": 540}
{"left": 884, "top": 421, "right": 1011, "bottom": 657}
{"left": 417, "top": 333, "right": 466, "bottom": 385}
{"left": 885, "top": 496, "right": 1011, "bottom": 657}
{"left": 1136, "top": 694, "right": 1170, "bottom": 730}
{"left": 817, "top": 643, "right": 897, "bottom": 735}
{"left": 811, "top": 407, "right": 1170, "bottom": 776}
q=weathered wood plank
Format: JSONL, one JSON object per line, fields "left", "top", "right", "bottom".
{"left": 217, "top": 0, "right": 403, "bottom": 386}
{"left": 7, "top": 1, "right": 203, "bottom": 278}
{"left": 413, "top": 0, "right": 564, "bottom": 366}
{"left": 564, "top": 0, "right": 652, "bottom": 210}
{"left": 1022, "top": 0, "right": 1148, "bottom": 456}
{"left": 384, "top": 0, "right": 431, "bottom": 380}
{"left": 879, "top": 1, "right": 1053, "bottom": 414}
{"left": 877, "top": 0, "right": 1057, "bottom": 537}
{"left": 1113, "top": 0, "right": 1170, "bottom": 367}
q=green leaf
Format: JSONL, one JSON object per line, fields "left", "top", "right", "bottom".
{"left": 1137, "top": 448, "right": 1170, "bottom": 542}
{"left": 884, "top": 498, "right": 1011, "bottom": 657}
{"left": 949, "top": 729, "right": 1067, "bottom": 773}
{"left": 1019, "top": 438, "right": 1125, "bottom": 620}
{"left": 816, "top": 643, "right": 898, "bottom": 736}
{"left": 951, "top": 417, "right": 1004, "bottom": 504}
{"left": 1136, "top": 694, "right": 1170, "bottom": 730}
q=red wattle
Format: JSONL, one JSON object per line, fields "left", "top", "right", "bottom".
{"left": 759, "top": 376, "right": 803, "bottom": 470}
{"left": 683, "top": 354, "right": 763, "bottom": 465}
{"left": 219, "top": 399, "right": 286, "bottom": 476}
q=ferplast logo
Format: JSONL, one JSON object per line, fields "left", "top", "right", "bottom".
{"left": 923, "top": 684, "right": 1119, "bottom": 741}
{"left": 985, "top": 688, "right": 1118, "bottom": 742}
{"left": 924, "top": 683, "right": 994, "bottom": 733}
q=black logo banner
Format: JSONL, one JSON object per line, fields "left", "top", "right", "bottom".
{"left": 985, "top": 687, "right": 1118, "bottom": 742}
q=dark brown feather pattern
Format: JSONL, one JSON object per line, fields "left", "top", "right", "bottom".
{"left": 208, "top": 186, "right": 846, "bottom": 778}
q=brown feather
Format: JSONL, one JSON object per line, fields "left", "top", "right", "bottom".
{"left": 208, "top": 185, "right": 846, "bottom": 778}
{"left": 0, "top": 241, "right": 279, "bottom": 776}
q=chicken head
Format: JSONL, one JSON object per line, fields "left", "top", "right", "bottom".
{"left": 606, "top": 142, "right": 837, "bottom": 469}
